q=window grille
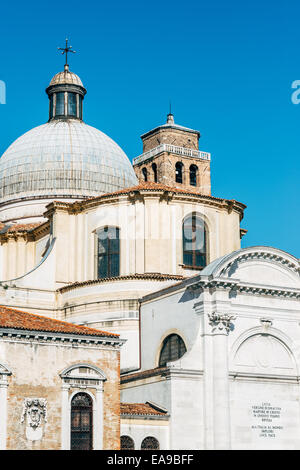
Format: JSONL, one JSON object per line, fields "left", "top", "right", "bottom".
{"left": 71, "top": 393, "right": 93, "bottom": 450}
{"left": 121, "top": 435, "right": 135, "bottom": 450}
{"left": 141, "top": 436, "right": 160, "bottom": 450}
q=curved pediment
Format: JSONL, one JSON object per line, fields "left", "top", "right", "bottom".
{"left": 232, "top": 333, "right": 297, "bottom": 376}
{"left": 203, "top": 247, "right": 300, "bottom": 288}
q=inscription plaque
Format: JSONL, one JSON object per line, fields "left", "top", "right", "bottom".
{"left": 251, "top": 402, "right": 283, "bottom": 439}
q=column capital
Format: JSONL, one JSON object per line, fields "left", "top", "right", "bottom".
{"left": 208, "top": 312, "right": 236, "bottom": 335}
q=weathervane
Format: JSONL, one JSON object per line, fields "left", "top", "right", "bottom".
{"left": 58, "top": 38, "right": 76, "bottom": 69}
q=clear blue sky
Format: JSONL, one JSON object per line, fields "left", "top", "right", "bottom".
{"left": 0, "top": 0, "right": 299, "bottom": 257}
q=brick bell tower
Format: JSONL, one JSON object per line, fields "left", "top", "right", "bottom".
{"left": 133, "top": 112, "right": 211, "bottom": 195}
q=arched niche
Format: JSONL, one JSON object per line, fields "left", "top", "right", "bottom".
{"left": 231, "top": 331, "right": 297, "bottom": 377}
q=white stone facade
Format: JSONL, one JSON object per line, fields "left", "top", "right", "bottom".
{"left": 121, "top": 246, "right": 300, "bottom": 449}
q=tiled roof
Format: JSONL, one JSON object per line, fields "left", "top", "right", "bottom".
{"left": 0, "top": 223, "right": 43, "bottom": 233}
{"left": 121, "top": 402, "right": 168, "bottom": 416}
{"left": 85, "top": 181, "right": 228, "bottom": 201}
{"left": 48, "top": 182, "right": 246, "bottom": 217}
{"left": 0, "top": 305, "right": 119, "bottom": 338}
{"left": 57, "top": 273, "right": 184, "bottom": 293}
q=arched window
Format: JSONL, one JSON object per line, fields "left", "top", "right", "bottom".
{"left": 175, "top": 162, "right": 184, "bottom": 184}
{"left": 152, "top": 163, "right": 158, "bottom": 183}
{"left": 71, "top": 393, "right": 93, "bottom": 450}
{"left": 142, "top": 167, "right": 148, "bottom": 182}
{"left": 182, "top": 214, "right": 207, "bottom": 268}
{"left": 141, "top": 436, "right": 160, "bottom": 450}
{"left": 97, "top": 227, "right": 120, "bottom": 279}
{"left": 121, "top": 435, "right": 135, "bottom": 450}
{"left": 159, "top": 334, "right": 187, "bottom": 367}
{"left": 189, "top": 164, "right": 198, "bottom": 186}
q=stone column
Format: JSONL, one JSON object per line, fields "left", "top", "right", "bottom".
{"left": 208, "top": 312, "right": 235, "bottom": 450}
{"left": 60, "top": 384, "right": 70, "bottom": 450}
{"left": 0, "top": 379, "right": 8, "bottom": 450}
{"left": 95, "top": 386, "right": 104, "bottom": 450}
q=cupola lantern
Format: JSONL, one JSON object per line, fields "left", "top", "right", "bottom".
{"left": 46, "top": 39, "right": 87, "bottom": 121}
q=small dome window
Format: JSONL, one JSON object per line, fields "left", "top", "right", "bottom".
{"left": 67, "top": 92, "right": 77, "bottom": 117}
{"left": 55, "top": 92, "right": 65, "bottom": 116}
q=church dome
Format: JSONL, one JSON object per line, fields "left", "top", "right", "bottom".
{"left": 49, "top": 69, "right": 84, "bottom": 87}
{"left": 0, "top": 44, "right": 138, "bottom": 222}
{"left": 0, "top": 119, "right": 137, "bottom": 203}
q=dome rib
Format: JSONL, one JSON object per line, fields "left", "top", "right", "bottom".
{"left": 49, "top": 70, "right": 84, "bottom": 87}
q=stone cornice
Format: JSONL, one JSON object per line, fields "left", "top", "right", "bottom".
{"left": 121, "top": 413, "right": 170, "bottom": 421}
{"left": 189, "top": 278, "right": 300, "bottom": 299}
{"left": 0, "top": 328, "right": 125, "bottom": 348}
{"left": 219, "top": 250, "right": 300, "bottom": 276}
{"left": 121, "top": 366, "right": 203, "bottom": 384}
{"left": 0, "top": 221, "right": 50, "bottom": 243}
{"left": 57, "top": 273, "right": 184, "bottom": 294}
{"left": 43, "top": 187, "right": 246, "bottom": 221}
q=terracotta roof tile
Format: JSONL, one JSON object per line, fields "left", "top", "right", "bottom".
{"left": 0, "top": 305, "right": 119, "bottom": 338}
{"left": 85, "top": 182, "right": 226, "bottom": 201}
{"left": 0, "top": 223, "right": 43, "bottom": 233}
{"left": 121, "top": 403, "right": 168, "bottom": 416}
{"left": 49, "top": 182, "right": 246, "bottom": 218}
{"left": 57, "top": 273, "right": 184, "bottom": 293}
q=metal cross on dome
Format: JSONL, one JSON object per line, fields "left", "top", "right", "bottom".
{"left": 58, "top": 38, "right": 76, "bottom": 67}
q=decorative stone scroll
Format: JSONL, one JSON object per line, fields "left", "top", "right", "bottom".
{"left": 208, "top": 313, "right": 236, "bottom": 334}
{"left": 21, "top": 398, "right": 47, "bottom": 441}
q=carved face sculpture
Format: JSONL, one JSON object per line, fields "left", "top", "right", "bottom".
{"left": 29, "top": 405, "right": 41, "bottom": 428}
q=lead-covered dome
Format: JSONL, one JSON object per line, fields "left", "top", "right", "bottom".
{"left": 0, "top": 119, "right": 137, "bottom": 202}
{"left": 0, "top": 60, "right": 138, "bottom": 222}
{"left": 49, "top": 69, "right": 84, "bottom": 87}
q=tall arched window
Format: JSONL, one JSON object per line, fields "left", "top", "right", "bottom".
{"left": 97, "top": 227, "right": 120, "bottom": 279}
{"left": 142, "top": 167, "right": 148, "bottom": 182}
{"left": 121, "top": 435, "right": 135, "bottom": 450}
{"left": 182, "top": 214, "right": 207, "bottom": 268}
{"left": 189, "top": 164, "right": 198, "bottom": 186}
{"left": 175, "top": 162, "right": 184, "bottom": 184}
{"left": 159, "top": 334, "right": 187, "bottom": 367}
{"left": 141, "top": 436, "right": 160, "bottom": 450}
{"left": 71, "top": 393, "right": 93, "bottom": 450}
{"left": 152, "top": 163, "right": 158, "bottom": 183}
